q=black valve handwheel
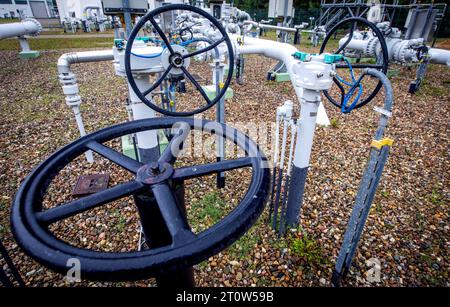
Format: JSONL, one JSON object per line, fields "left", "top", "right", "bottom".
{"left": 125, "top": 4, "right": 234, "bottom": 117}
{"left": 320, "top": 17, "right": 389, "bottom": 110}
{"left": 11, "top": 118, "right": 270, "bottom": 281}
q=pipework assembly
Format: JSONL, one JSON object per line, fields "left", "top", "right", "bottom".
{"left": 0, "top": 18, "right": 42, "bottom": 59}
{"left": 334, "top": 19, "right": 450, "bottom": 93}
{"left": 5, "top": 2, "right": 403, "bottom": 288}
{"left": 57, "top": 50, "right": 115, "bottom": 162}
{"left": 284, "top": 53, "right": 335, "bottom": 228}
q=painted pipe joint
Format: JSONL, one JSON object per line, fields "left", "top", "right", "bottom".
{"left": 59, "top": 72, "right": 81, "bottom": 107}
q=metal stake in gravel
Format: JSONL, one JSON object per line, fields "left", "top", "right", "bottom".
{"left": 272, "top": 101, "right": 293, "bottom": 230}
{"left": 332, "top": 69, "right": 394, "bottom": 287}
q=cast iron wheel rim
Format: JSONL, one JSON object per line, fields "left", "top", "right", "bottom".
{"left": 125, "top": 4, "right": 235, "bottom": 117}
{"left": 319, "top": 17, "right": 389, "bottom": 110}
{"left": 11, "top": 118, "right": 270, "bottom": 281}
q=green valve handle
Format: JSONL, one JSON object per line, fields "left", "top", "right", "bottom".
{"left": 292, "top": 51, "right": 344, "bottom": 64}
{"left": 292, "top": 51, "right": 314, "bottom": 61}
{"left": 324, "top": 54, "right": 344, "bottom": 64}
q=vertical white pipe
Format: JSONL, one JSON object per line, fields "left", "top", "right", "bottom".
{"left": 292, "top": 89, "right": 321, "bottom": 168}
{"left": 273, "top": 115, "right": 281, "bottom": 166}
{"left": 128, "top": 77, "right": 158, "bottom": 150}
{"left": 18, "top": 37, "right": 30, "bottom": 52}
{"left": 286, "top": 120, "right": 296, "bottom": 174}
{"left": 72, "top": 105, "right": 94, "bottom": 162}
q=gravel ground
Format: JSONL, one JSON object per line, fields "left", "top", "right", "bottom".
{"left": 0, "top": 44, "right": 449, "bottom": 287}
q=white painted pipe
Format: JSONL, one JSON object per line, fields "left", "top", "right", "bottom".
{"left": 286, "top": 120, "right": 296, "bottom": 174}
{"left": 72, "top": 105, "right": 94, "bottom": 162}
{"left": 58, "top": 49, "right": 115, "bottom": 163}
{"left": 273, "top": 113, "right": 281, "bottom": 166}
{"left": 58, "top": 49, "right": 114, "bottom": 74}
{"left": 279, "top": 115, "right": 289, "bottom": 170}
{"left": 340, "top": 36, "right": 450, "bottom": 66}
{"left": 243, "top": 20, "right": 297, "bottom": 33}
{"left": 428, "top": 48, "right": 450, "bottom": 66}
{"left": 292, "top": 89, "right": 321, "bottom": 168}
{"left": 128, "top": 78, "right": 158, "bottom": 150}
{"left": 0, "top": 18, "right": 41, "bottom": 39}
{"left": 339, "top": 37, "right": 368, "bottom": 53}
{"left": 233, "top": 35, "right": 330, "bottom": 126}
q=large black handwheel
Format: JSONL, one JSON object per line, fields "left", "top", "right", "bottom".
{"left": 125, "top": 4, "right": 234, "bottom": 116}
{"left": 11, "top": 118, "right": 270, "bottom": 281}
{"left": 320, "top": 17, "right": 389, "bottom": 111}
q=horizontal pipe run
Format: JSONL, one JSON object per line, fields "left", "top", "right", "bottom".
{"left": 57, "top": 49, "right": 115, "bottom": 74}
{"left": 0, "top": 18, "right": 41, "bottom": 39}
{"left": 243, "top": 21, "right": 297, "bottom": 33}
{"left": 428, "top": 48, "right": 450, "bottom": 66}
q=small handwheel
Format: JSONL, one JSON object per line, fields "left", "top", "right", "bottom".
{"left": 125, "top": 4, "right": 234, "bottom": 116}
{"left": 11, "top": 118, "right": 270, "bottom": 281}
{"left": 320, "top": 17, "right": 389, "bottom": 111}
{"left": 179, "top": 28, "right": 194, "bottom": 42}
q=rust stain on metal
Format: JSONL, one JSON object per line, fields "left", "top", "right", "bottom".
{"left": 72, "top": 174, "right": 110, "bottom": 196}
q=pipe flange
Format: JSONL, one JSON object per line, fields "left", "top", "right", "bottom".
{"left": 396, "top": 40, "right": 412, "bottom": 63}
{"left": 365, "top": 37, "right": 378, "bottom": 57}
{"left": 23, "top": 18, "right": 42, "bottom": 37}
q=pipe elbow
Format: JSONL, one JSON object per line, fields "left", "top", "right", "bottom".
{"left": 57, "top": 53, "right": 76, "bottom": 74}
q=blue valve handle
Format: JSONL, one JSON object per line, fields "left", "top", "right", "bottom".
{"left": 292, "top": 52, "right": 364, "bottom": 113}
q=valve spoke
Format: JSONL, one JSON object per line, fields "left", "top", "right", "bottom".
{"left": 149, "top": 16, "right": 175, "bottom": 55}
{"left": 172, "top": 157, "right": 253, "bottom": 181}
{"left": 158, "top": 122, "right": 191, "bottom": 164}
{"left": 151, "top": 183, "right": 195, "bottom": 243}
{"left": 86, "top": 141, "right": 143, "bottom": 173}
{"left": 182, "top": 37, "right": 225, "bottom": 59}
{"left": 181, "top": 66, "right": 212, "bottom": 104}
{"left": 143, "top": 64, "right": 174, "bottom": 96}
{"left": 36, "top": 181, "right": 145, "bottom": 225}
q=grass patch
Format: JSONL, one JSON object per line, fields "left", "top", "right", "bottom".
{"left": 0, "top": 18, "right": 20, "bottom": 24}
{"left": 195, "top": 192, "right": 225, "bottom": 223}
{"left": 380, "top": 190, "right": 389, "bottom": 198}
{"left": 40, "top": 29, "right": 115, "bottom": 36}
{"left": 0, "top": 200, "right": 5, "bottom": 211}
{"left": 189, "top": 192, "right": 226, "bottom": 232}
{"left": 228, "top": 226, "right": 260, "bottom": 259}
{"left": 0, "top": 223, "right": 8, "bottom": 239}
{"left": 13, "top": 92, "right": 62, "bottom": 122}
{"left": 0, "top": 37, "right": 114, "bottom": 50}
{"left": 289, "top": 231, "right": 327, "bottom": 266}
{"left": 416, "top": 79, "right": 448, "bottom": 97}
{"left": 372, "top": 203, "right": 383, "bottom": 215}
{"left": 428, "top": 190, "right": 444, "bottom": 206}
{"left": 330, "top": 118, "right": 339, "bottom": 128}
